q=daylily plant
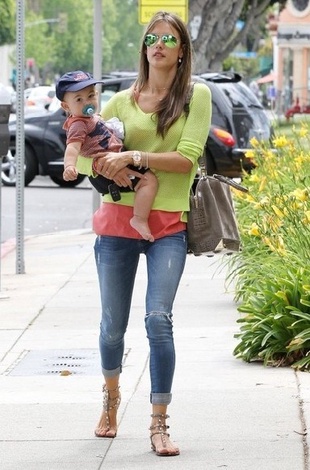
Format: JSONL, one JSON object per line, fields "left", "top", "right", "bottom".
{"left": 227, "top": 122, "right": 310, "bottom": 370}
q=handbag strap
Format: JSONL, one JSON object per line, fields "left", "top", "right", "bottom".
{"left": 184, "top": 82, "right": 248, "bottom": 194}
{"left": 184, "top": 83, "right": 195, "bottom": 117}
{"left": 213, "top": 174, "right": 249, "bottom": 193}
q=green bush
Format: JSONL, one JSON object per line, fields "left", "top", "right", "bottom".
{"left": 228, "top": 122, "right": 310, "bottom": 369}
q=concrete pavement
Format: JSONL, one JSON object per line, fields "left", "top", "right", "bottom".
{"left": 0, "top": 229, "right": 309, "bottom": 469}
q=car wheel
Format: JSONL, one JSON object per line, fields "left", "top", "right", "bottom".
{"left": 50, "top": 174, "right": 86, "bottom": 187}
{"left": 1, "top": 143, "right": 37, "bottom": 187}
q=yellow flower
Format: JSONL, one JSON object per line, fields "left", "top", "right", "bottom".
{"left": 302, "top": 211, "right": 310, "bottom": 224}
{"left": 259, "top": 176, "right": 267, "bottom": 192}
{"left": 245, "top": 194, "right": 256, "bottom": 203}
{"left": 264, "top": 149, "right": 275, "bottom": 161}
{"left": 277, "top": 235, "right": 285, "bottom": 250}
{"left": 272, "top": 135, "right": 288, "bottom": 148}
{"left": 294, "top": 152, "right": 308, "bottom": 167}
{"left": 289, "top": 188, "right": 308, "bottom": 201}
{"left": 248, "top": 173, "right": 260, "bottom": 183}
{"left": 293, "top": 125, "right": 308, "bottom": 138}
{"left": 268, "top": 216, "right": 282, "bottom": 231}
{"left": 262, "top": 236, "right": 274, "bottom": 250}
{"left": 250, "top": 137, "right": 259, "bottom": 148}
{"left": 272, "top": 205, "right": 284, "bottom": 218}
{"left": 248, "top": 223, "right": 260, "bottom": 236}
{"left": 245, "top": 150, "right": 255, "bottom": 159}
{"left": 288, "top": 338, "right": 303, "bottom": 347}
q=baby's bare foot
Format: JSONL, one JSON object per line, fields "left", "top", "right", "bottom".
{"left": 130, "top": 216, "right": 154, "bottom": 242}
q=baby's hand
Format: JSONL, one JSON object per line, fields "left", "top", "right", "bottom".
{"left": 63, "top": 165, "right": 78, "bottom": 181}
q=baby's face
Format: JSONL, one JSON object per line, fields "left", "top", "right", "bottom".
{"left": 62, "top": 85, "right": 99, "bottom": 117}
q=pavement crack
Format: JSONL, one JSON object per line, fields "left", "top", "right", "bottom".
{"left": 295, "top": 369, "right": 309, "bottom": 470}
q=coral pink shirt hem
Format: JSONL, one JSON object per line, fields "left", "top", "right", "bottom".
{"left": 93, "top": 203, "right": 186, "bottom": 239}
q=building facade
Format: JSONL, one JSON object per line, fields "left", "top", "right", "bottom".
{"left": 276, "top": 0, "right": 310, "bottom": 110}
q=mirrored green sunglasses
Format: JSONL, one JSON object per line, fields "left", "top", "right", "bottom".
{"left": 144, "top": 33, "right": 179, "bottom": 48}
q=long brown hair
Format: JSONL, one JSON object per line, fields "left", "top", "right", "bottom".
{"left": 132, "top": 11, "right": 193, "bottom": 137}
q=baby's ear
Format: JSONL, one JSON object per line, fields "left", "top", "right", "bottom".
{"left": 60, "top": 101, "right": 70, "bottom": 115}
{"left": 60, "top": 101, "right": 69, "bottom": 111}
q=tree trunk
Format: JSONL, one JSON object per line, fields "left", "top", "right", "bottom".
{"left": 188, "top": 0, "right": 275, "bottom": 72}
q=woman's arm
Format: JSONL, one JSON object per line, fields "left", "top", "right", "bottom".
{"left": 77, "top": 83, "right": 211, "bottom": 179}
{"left": 94, "top": 149, "right": 192, "bottom": 180}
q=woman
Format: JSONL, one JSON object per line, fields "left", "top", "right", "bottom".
{"left": 77, "top": 10, "right": 211, "bottom": 456}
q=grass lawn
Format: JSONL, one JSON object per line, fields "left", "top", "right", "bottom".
{"left": 271, "top": 113, "right": 310, "bottom": 137}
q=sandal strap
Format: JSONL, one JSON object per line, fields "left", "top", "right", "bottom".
{"left": 102, "top": 385, "right": 121, "bottom": 411}
{"left": 151, "top": 413, "right": 170, "bottom": 419}
{"left": 149, "top": 413, "right": 170, "bottom": 432}
{"left": 150, "top": 431, "right": 170, "bottom": 450}
{"left": 149, "top": 424, "right": 170, "bottom": 431}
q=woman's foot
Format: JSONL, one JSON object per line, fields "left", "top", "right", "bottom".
{"left": 149, "top": 414, "right": 180, "bottom": 456}
{"left": 94, "top": 385, "right": 121, "bottom": 438}
{"left": 130, "top": 215, "right": 154, "bottom": 242}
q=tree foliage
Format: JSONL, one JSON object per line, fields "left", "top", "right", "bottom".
{"left": 23, "top": 0, "right": 143, "bottom": 82}
{"left": 3, "top": 0, "right": 287, "bottom": 82}
{"left": 0, "top": 0, "right": 15, "bottom": 45}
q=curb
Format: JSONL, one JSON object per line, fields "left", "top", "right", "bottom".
{"left": 0, "top": 238, "right": 16, "bottom": 259}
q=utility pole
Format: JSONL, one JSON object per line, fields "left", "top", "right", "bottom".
{"left": 92, "top": 0, "right": 103, "bottom": 212}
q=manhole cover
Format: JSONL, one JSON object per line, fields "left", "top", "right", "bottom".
{"left": 7, "top": 349, "right": 129, "bottom": 376}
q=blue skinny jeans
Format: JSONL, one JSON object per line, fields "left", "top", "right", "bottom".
{"left": 94, "top": 231, "right": 187, "bottom": 405}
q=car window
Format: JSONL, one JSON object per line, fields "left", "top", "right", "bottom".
{"left": 28, "top": 86, "right": 54, "bottom": 98}
{"left": 211, "top": 98, "right": 232, "bottom": 131}
{"left": 48, "top": 97, "right": 61, "bottom": 112}
{"left": 219, "top": 82, "right": 263, "bottom": 109}
{"left": 100, "top": 89, "right": 116, "bottom": 110}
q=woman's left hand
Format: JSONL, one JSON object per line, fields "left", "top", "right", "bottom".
{"left": 112, "top": 168, "right": 145, "bottom": 188}
{"left": 94, "top": 151, "right": 131, "bottom": 180}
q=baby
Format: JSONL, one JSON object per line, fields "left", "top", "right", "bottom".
{"left": 55, "top": 70, "right": 158, "bottom": 241}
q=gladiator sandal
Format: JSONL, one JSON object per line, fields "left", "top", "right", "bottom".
{"left": 94, "top": 384, "right": 121, "bottom": 438}
{"left": 149, "top": 413, "right": 180, "bottom": 456}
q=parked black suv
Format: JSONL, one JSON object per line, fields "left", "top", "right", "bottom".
{"left": 2, "top": 72, "right": 272, "bottom": 187}
{"left": 200, "top": 72, "right": 271, "bottom": 177}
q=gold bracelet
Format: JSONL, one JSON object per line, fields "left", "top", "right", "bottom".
{"left": 144, "top": 152, "right": 149, "bottom": 169}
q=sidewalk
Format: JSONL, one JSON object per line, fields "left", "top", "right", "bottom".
{"left": 0, "top": 229, "right": 309, "bottom": 470}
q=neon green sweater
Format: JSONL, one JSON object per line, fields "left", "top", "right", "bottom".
{"left": 77, "top": 82, "right": 211, "bottom": 213}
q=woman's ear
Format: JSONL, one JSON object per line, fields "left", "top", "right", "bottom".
{"left": 179, "top": 45, "right": 184, "bottom": 59}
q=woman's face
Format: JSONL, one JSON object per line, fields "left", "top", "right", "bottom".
{"left": 144, "top": 21, "right": 183, "bottom": 70}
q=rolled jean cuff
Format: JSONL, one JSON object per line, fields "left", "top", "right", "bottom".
{"left": 150, "top": 393, "right": 172, "bottom": 405}
{"left": 102, "top": 365, "right": 122, "bottom": 377}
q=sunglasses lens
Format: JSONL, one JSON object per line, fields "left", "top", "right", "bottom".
{"left": 144, "top": 34, "right": 157, "bottom": 47}
{"left": 144, "top": 34, "right": 178, "bottom": 48}
{"left": 162, "top": 35, "right": 178, "bottom": 48}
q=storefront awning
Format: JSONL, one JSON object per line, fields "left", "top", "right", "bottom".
{"left": 257, "top": 72, "right": 276, "bottom": 84}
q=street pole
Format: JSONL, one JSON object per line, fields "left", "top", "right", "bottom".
{"left": 15, "top": 0, "right": 25, "bottom": 274}
{"left": 92, "top": 0, "right": 102, "bottom": 213}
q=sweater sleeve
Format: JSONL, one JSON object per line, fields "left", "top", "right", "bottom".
{"left": 177, "top": 83, "right": 212, "bottom": 165}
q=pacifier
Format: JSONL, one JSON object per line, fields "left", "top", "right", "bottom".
{"left": 82, "top": 104, "right": 96, "bottom": 116}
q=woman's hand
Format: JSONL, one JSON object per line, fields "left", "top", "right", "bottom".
{"left": 94, "top": 151, "right": 132, "bottom": 180}
{"left": 112, "top": 167, "right": 145, "bottom": 188}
